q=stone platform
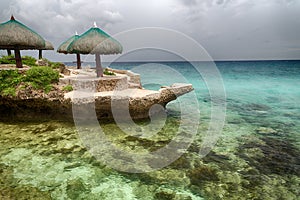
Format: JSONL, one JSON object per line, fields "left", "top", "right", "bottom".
{"left": 62, "top": 68, "right": 193, "bottom": 119}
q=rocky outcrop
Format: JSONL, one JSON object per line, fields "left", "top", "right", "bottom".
{"left": 0, "top": 84, "right": 71, "bottom": 120}
{"left": 66, "top": 83, "right": 193, "bottom": 120}
{"left": 35, "top": 59, "right": 49, "bottom": 66}
{"left": 0, "top": 68, "right": 193, "bottom": 120}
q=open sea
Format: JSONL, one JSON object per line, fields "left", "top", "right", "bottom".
{"left": 0, "top": 60, "right": 299, "bottom": 199}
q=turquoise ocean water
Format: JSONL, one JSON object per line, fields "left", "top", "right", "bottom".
{"left": 0, "top": 61, "right": 299, "bottom": 199}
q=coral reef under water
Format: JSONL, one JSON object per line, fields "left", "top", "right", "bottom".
{"left": 0, "top": 118, "right": 299, "bottom": 200}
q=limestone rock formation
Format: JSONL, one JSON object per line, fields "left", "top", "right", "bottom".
{"left": 0, "top": 68, "right": 193, "bottom": 120}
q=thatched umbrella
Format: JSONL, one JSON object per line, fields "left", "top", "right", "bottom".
{"left": 67, "top": 23, "right": 122, "bottom": 77}
{"left": 0, "top": 16, "right": 45, "bottom": 68}
{"left": 38, "top": 41, "right": 54, "bottom": 59}
{"left": 57, "top": 33, "right": 82, "bottom": 69}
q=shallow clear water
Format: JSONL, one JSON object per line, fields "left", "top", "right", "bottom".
{"left": 0, "top": 61, "right": 299, "bottom": 199}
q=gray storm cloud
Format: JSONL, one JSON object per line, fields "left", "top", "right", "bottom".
{"left": 0, "top": 0, "right": 299, "bottom": 61}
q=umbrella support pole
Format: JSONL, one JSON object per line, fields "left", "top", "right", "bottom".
{"left": 15, "top": 49, "right": 23, "bottom": 68}
{"left": 7, "top": 50, "right": 12, "bottom": 56}
{"left": 95, "top": 53, "right": 103, "bottom": 77}
{"left": 38, "top": 50, "right": 43, "bottom": 60}
{"left": 76, "top": 53, "right": 82, "bottom": 69}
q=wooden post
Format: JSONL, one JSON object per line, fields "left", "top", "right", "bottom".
{"left": 15, "top": 49, "right": 23, "bottom": 68}
{"left": 39, "top": 50, "right": 43, "bottom": 59}
{"left": 76, "top": 53, "right": 81, "bottom": 69}
{"left": 95, "top": 53, "right": 103, "bottom": 77}
{"left": 7, "top": 49, "right": 12, "bottom": 56}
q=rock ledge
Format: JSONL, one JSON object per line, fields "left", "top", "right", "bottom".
{"left": 0, "top": 68, "right": 193, "bottom": 120}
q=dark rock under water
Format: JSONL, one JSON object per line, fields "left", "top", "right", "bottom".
{"left": 237, "top": 137, "right": 300, "bottom": 177}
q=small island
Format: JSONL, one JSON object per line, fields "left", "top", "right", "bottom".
{"left": 0, "top": 56, "right": 193, "bottom": 121}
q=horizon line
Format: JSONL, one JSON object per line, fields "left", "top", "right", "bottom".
{"left": 60, "top": 59, "right": 300, "bottom": 63}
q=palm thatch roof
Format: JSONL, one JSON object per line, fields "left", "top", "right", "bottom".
{"left": 39, "top": 41, "right": 54, "bottom": 50}
{"left": 37, "top": 41, "right": 54, "bottom": 59}
{"left": 67, "top": 27, "right": 122, "bottom": 55}
{"left": 0, "top": 16, "right": 45, "bottom": 50}
{"left": 57, "top": 34, "right": 82, "bottom": 69}
{"left": 57, "top": 34, "right": 80, "bottom": 54}
{"left": 0, "top": 16, "right": 46, "bottom": 68}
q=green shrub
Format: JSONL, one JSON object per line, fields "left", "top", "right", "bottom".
{"left": 0, "top": 61, "right": 61, "bottom": 96}
{"left": 0, "top": 55, "right": 16, "bottom": 64}
{"left": 50, "top": 62, "right": 63, "bottom": 69}
{"left": 0, "top": 70, "right": 23, "bottom": 96}
{"left": 62, "top": 85, "right": 73, "bottom": 92}
{"left": 25, "top": 66, "right": 59, "bottom": 93}
{"left": 0, "top": 55, "right": 37, "bottom": 66}
{"left": 103, "top": 68, "right": 116, "bottom": 76}
{"left": 2, "top": 87, "right": 16, "bottom": 96}
{"left": 22, "top": 56, "right": 37, "bottom": 66}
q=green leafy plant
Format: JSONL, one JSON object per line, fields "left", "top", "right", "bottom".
{"left": 0, "top": 60, "right": 61, "bottom": 96}
{"left": 49, "top": 62, "right": 64, "bottom": 69}
{"left": 0, "top": 70, "right": 23, "bottom": 96}
{"left": 103, "top": 68, "right": 116, "bottom": 76}
{"left": 0, "top": 55, "right": 37, "bottom": 66}
{"left": 22, "top": 56, "right": 37, "bottom": 66}
{"left": 0, "top": 55, "right": 16, "bottom": 64}
{"left": 62, "top": 84, "right": 73, "bottom": 92}
{"left": 25, "top": 66, "right": 59, "bottom": 93}
{"left": 2, "top": 87, "right": 16, "bottom": 96}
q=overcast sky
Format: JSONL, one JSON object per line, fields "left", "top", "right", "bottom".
{"left": 0, "top": 0, "right": 300, "bottom": 61}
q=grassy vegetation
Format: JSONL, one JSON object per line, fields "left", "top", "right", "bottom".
{"left": 0, "top": 55, "right": 65, "bottom": 96}
{"left": 103, "top": 68, "right": 116, "bottom": 76}
{"left": 0, "top": 55, "right": 15, "bottom": 64}
{"left": 0, "top": 70, "right": 23, "bottom": 96}
{"left": 25, "top": 67, "right": 60, "bottom": 93}
{"left": 62, "top": 84, "right": 73, "bottom": 92}
{"left": 22, "top": 56, "right": 37, "bottom": 66}
{"left": 0, "top": 66, "right": 60, "bottom": 96}
{"left": 0, "top": 55, "right": 37, "bottom": 66}
{"left": 0, "top": 55, "right": 64, "bottom": 69}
